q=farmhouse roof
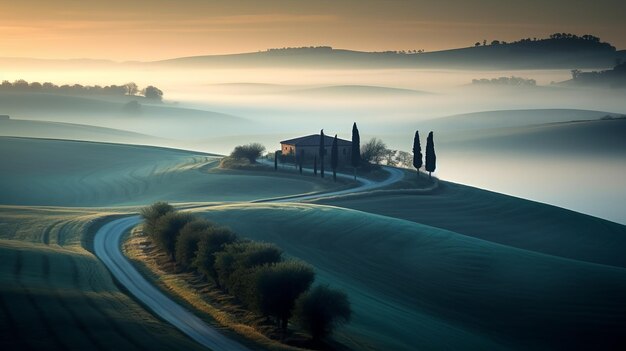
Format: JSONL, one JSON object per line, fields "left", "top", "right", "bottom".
{"left": 280, "top": 134, "right": 352, "bottom": 147}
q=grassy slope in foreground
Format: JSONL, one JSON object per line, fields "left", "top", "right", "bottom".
{"left": 197, "top": 203, "right": 626, "bottom": 351}
{"left": 0, "top": 206, "right": 205, "bottom": 351}
{"left": 0, "top": 137, "right": 341, "bottom": 207}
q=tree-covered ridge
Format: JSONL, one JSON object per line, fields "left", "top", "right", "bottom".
{"left": 0, "top": 79, "right": 164, "bottom": 100}
{"left": 570, "top": 61, "right": 626, "bottom": 88}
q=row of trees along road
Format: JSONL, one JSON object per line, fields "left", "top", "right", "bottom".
{"left": 140, "top": 202, "right": 351, "bottom": 344}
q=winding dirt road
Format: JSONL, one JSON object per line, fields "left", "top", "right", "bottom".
{"left": 93, "top": 166, "right": 404, "bottom": 350}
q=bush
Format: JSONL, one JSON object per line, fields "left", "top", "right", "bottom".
{"left": 140, "top": 202, "right": 174, "bottom": 236}
{"left": 192, "top": 226, "right": 238, "bottom": 285}
{"left": 252, "top": 261, "right": 315, "bottom": 329}
{"left": 175, "top": 219, "right": 214, "bottom": 270}
{"left": 230, "top": 143, "right": 266, "bottom": 163}
{"left": 153, "top": 211, "right": 194, "bottom": 259}
{"left": 214, "top": 242, "right": 282, "bottom": 292}
{"left": 294, "top": 285, "right": 351, "bottom": 341}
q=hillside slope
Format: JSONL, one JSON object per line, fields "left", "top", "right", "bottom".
{"left": 198, "top": 203, "right": 626, "bottom": 351}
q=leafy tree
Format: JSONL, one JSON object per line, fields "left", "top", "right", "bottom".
{"left": 425, "top": 131, "right": 436, "bottom": 179}
{"left": 192, "top": 227, "right": 238, "bottom": 286}
{"left": 361, "top": 138, "right": 388, "bottom": 165}
{"left": 175, "top": 219, "right": 214, "bottom": 270}
{"left": 143, "top": 85, "right": 163, "bottom": 101}
{"left": 319, "top": 130, "right": 325, "bottom": 178}
{"left": 330, "top": 135, "right": 338, "bottom": 181}
{"left": 214, "top": 242, "right": 283, "bottom": 292}
{"left": 383, "top": 149, "right": 398, "bottom": 166}
{"left": 396, "top": 150, "right": 413, "bottom": 168}
{"left": 294, "top": 285, "right": 351, "bottom": 342}
{"left": 412, "top": 131, "right": 423, "bottom": 177}
{"left": 153, "top": 212, "right": 195, "bottom": 260}
{"left": 125, "top": 82, "right": 139, "bottom": 96}
{"left": 253, "top": 261, "right": 315, "bottom": 330}
{"left": 230, "top": 143, "right": 266, "bottom": 163}
{"left": 351, "top": 122, "right": 361, "bottom": 180}
{"left": 140, "top": 202, "right": 175, "bottom": 236}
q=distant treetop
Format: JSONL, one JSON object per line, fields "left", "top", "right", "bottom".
{"left": 0, "top": 80, "right": 164, "bottom": 101}
{"left": 484, "top": 33, "right": 615, "bottom": 51}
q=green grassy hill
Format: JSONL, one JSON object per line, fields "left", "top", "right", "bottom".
{"left": 0, "top": 137, "right": 339, "bottom": 207}
{"left": 0, "top": 207, "right": 205, "bottom": 351}
{"left": 197, "top": 203, "right": 626, "bottom": 351}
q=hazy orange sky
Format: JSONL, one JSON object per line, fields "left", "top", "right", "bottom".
{"left": 1, "top": 0, "right": 624, "bottom": 61}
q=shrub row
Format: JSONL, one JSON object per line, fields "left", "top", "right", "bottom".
{"left": 140, "top": 202, "right": 351, "bottom": 342}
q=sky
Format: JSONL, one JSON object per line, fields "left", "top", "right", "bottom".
{"left": 1, "top": 0, "right": 625, "bottom": 61}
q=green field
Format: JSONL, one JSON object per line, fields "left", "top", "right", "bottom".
{"left": 197, "top": 203, "right": 626, "bottom": 350}
{"left": 0, "top": 207, "right": 205, "bottom": 350}
{"left": 2, "top": 135, "right": 625, "bottom": 350}
{"left": 0, "top": 137, "right": 341, "bottom": 207}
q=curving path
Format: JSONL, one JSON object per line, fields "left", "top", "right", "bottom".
{"left": 93, "top": 165, "right": 405, "bottom": 350}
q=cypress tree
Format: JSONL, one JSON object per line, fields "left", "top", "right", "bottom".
{"left": 299, "top": 149, "right": 304, "bottom": 174}
{"left": 351, "top": 123, "right": 361, "bottom": 181}
{"left": 412, "top": 131, "right": 423, "bottom": 177}
{"left": 314, "top": 155, "right": 318, "bottom": 176}
{"left": 425, "top": 131, "right": 436, "bottom": 179}
{"left": 319, "top": 129, "right": 325, "bottom": 178}
{"left": 331, "top": 134, "right": 338, "bottom": 182}
{"left": 274, "top": 150, "right": 279, "bottom": 171}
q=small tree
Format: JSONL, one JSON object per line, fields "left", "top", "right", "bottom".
{"left": 299, "top": 149, "right": 304, "bottom": 174}
{"left": 313, "top": 155, "right": 318, "bottom": 175}
{"left": 253, "top": 261, "right": 315, "bottom": 330}
{"left": 153, "top": 212, "right": 194, "bottom": 260}
{"left": 351, "top": 123, "right": 361, "bottom": 180}
{"left": 330, "top": 135, "right": 338, "bottom": 182}
{"left": 396, "top": 151, "right": 413, "bottom": 168}
{"left": 425, "top": 131, "right": 436, "bottom": 179}
{"left": 125, "top": 82, "right": 138, "bottom": 96}
{"left": 412, "top": 131, "right": 423, "bottom": 177}
{"left": 274, "top": 151, "right": 279, "bottom": 170}
{"left": 319, "top": 130, "right": 325, "bottom": 178}
{"left": 294, "top": 285, "right": 351, "bottom": 342}
{"left": 143, "top": 85, "right": 163, "bottom": 101}
{"left": 214, "top": 242, "right": 283, "bottom": 292}
{"left": 192, "top": 227, "right": 238, "bottom": 286}
{"left": 175, "top": 219, "right": 214, "bottom": 270}
{"left": 361, "top": 138, "right": 387, "bottom": 165}
{"left": 230, "top": 143, "right": 266, "bottom": 163}
{"left": 140, "top": 202, "right": 175, "bottom": 236}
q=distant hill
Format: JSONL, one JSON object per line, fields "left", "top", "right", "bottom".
{"left": 0, "top": 118, "right": 166, "bottom": 145}
{"left": 420, "top": 109, "right": 616, "bottom": 132}
{"left": 443, "top": 118, "right": 626, "bottom": 156}
{"left": 154, "top": 35, "right": 626, "bottom": 70}
{"left": 285, "top": 85, "right": 431, "bottom": 97}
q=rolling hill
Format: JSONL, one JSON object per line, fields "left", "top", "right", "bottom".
{"left": 0, "top": 137, "right": 339, "bottom": 207}
{"left": 198, "top": 203, "right": 626, "bottom": 351}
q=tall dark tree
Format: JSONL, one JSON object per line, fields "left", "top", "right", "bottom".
{"left": 425, "top": 131, "right": 436, "bottom": 179}
{"left": 299, "top": 149, "right": 304, "bottom": 174}
{"left": 274, "top": 150, "right": 279, "bottom": 171}
{"left": 319, "top": 129, "right": 325, "bottom": 178}
{"left": 351, "top": 123, "right": 361, "bottom": 181}
{"left": 412, "top": 131, "right": 423, "bottom": 177}
{"left": 330, "top": 135, "right": 338, "bottom": 182}
{"left": 313, "top": 155, "right": 318, "bottom": 176}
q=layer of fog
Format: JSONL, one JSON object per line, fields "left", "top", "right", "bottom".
{"left": 1, "top": 65, "right": 625, "bottom": 223}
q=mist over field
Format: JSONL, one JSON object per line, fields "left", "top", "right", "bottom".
{"left": 2, "top": 59, "right": 624, "bottom": 224}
